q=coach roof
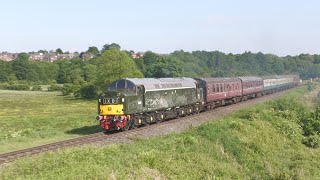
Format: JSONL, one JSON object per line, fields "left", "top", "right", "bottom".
{"left": 196, "top": 77, "right": 241, "bottom": 83}
{"left": 238, "top": 76, "right": 263, "bottom": 82}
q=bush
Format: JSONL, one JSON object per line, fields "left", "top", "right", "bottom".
{"left": 270, "top": 97, "right": 302, "bottom": 112}
{"left": 5, "top": 84, "right": 30, "bottom": 90}
{"left": 302, "top": 135, "right": 320, "bottom": 148}
{"left": 79, "top": 84, "right": 98, "bottom": 99}
{"left": 32, "top": 85, "right": 42, "bottom": 91}
{"left": 307, "top": 82, "right": 314, "bottom": 91}
{"left": 0, "top": 83, "right": 9, "bottom": 90}
{"left": 48, "top": 84, "right": 63, "bottom": 91}
{"left": 62, "top": 84, "right": 81, "bottom": 96}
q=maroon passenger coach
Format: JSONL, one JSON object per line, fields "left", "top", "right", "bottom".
{"left": 238, "top": 77, "right": 264, "bottom": 99}
{"left": 196, "top": 77, "right": 242, "bottom": 109}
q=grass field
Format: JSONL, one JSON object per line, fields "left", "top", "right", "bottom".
{"left": 0, "top": 90, "right": 101, "bottom": 153}
{"left": 1, "top": 85, "right": 320, "bottom": 179}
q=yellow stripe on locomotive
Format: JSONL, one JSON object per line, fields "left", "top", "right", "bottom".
{"left": 99, "top": 104, "right": 124, "bottom": 115}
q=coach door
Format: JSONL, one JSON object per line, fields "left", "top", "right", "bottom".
{"left": 225, "top": 83, "right": 230, "bottom": 98}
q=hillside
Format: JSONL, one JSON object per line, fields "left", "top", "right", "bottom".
{"left": 1, "top": 85, "right": 320, "bottom": 179}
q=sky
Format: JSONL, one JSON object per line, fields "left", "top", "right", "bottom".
{"left": 0, "top": 0, "right": 319, "bottom": 56}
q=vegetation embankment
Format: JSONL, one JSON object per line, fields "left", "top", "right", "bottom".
{"left": 1, "top": 85, "right": 320, "bottom": 179}
{"left": 0, "top": 90, "right": 99, "bottom": 153}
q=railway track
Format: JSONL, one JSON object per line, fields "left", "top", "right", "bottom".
{"left": 0, "top": 88, "right": 294, "bottom": 165}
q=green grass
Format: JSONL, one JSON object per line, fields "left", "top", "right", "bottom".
{"left": 0, "top": 90, "right": 101, "bottom": 153}
{"left": 1, "top": 85, "right": 320, "bottom": 179}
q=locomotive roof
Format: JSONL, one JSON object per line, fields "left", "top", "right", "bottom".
{"left": 261, "top": 75, "right": 278, "bottom": 80}
{"left": 238, "top": 76, "right": 263, "bottom": 82}
{"left": 124, "top": 78, "right": 197, "bottom": 91}
{"left": 196, "top": 77, "right": 241, "bottom": 83}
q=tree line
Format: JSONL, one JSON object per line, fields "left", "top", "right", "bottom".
{"left": 1, "top": 44, "right": 320, "bottom": 98}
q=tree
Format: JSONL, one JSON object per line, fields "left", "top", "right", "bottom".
{"left": 0, "top": 61, "right": 12, "bottom": 82}
{"left": 38, "top": 50, "right": 48, "bottom": 54}
{"left": 143, "top": 51, "right": 159, "bottom": 66}
{"left": 102, "top": 43, "right": 121, "bottom": 52}
{"left": 56, "top": 48, "right": 63, "bottom": 54}
{"left": 95, "top": 50, "right": 143, "bottom": 90}
{"left": 151, "top": 57, "right": 182, "bottom": 78}
{"left": 134, "top": 58, "right": 146, "bottom": 75}
{"left": 12, "top": 58, "right": 30, "bottom": 80}
{"left": 83, "top": 64, "right": 97, "bottom": 82}
{"left": 56, "top": 59, "right": 72, "bottom": 83}
{"left": 18, "top": 53, "right": 29, "bottom": 61}
{"left": 143, "top": 51, "right": 160, "bottom": 77}
{"left": 87, "top": 46, "right": 100, "bottom": 55}
{"left": 69, "top": 68, "right": 84, "bottom": 85}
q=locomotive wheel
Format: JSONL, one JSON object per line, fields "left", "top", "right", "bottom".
{"left": 131, "top": 124, "right": 137, "bottom": 129}
{"left": 156, "top": 112, "right": 164, "bottom": 123}
{"left": 150, "top": 113, "right": 156, "bottom": 124}
{"left": 122, "top": 125, "right": 130, "bottom": 131}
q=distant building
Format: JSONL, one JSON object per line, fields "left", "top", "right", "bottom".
{"left": 80, "top": 52, "right": 94, "bottom": 60}
{"left": 1, "top": 51, "right": 82, "bottom": 62}
{"left": 28, "top": 52, "right": 81, "bottom": 61}
{"left": 57, "top": 53, "right": 77, "bottom": 59}
{"left": 29, "top": 53, "right": 44, "bottom": 61}
{"left": 42, "top": 53, "right": 58, "bottom": 62}
{"left": 131, "top": 52, "right": 144, "bottom": 59}
{"left": 0, "top": 52, "right": 18, "bottom": 61}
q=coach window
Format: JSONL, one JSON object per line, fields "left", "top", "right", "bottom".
{"left": 220, "top": 84, "right": 223, "bottom": 92}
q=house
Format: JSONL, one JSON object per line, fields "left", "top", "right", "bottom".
{"left": 42, "top": 53, "right": 58, "bottom": 62}
{"left": 57, "top": 53, "right": 80, "bottom": 59}
{"left": 0, "top": 52, "right": 18, "bottom": 61}
{"left": 131, "top": 52, "right": 144, "bottom": 59}
{"left": 80, "top": 52, "right": 94, "bottom": 60}
{"left": 29, "top": 53, "right": 44, "bottom": 61}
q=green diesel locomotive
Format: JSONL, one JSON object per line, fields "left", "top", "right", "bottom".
{"left": 96, "top": 78, "right": 203, "bottom": 131}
